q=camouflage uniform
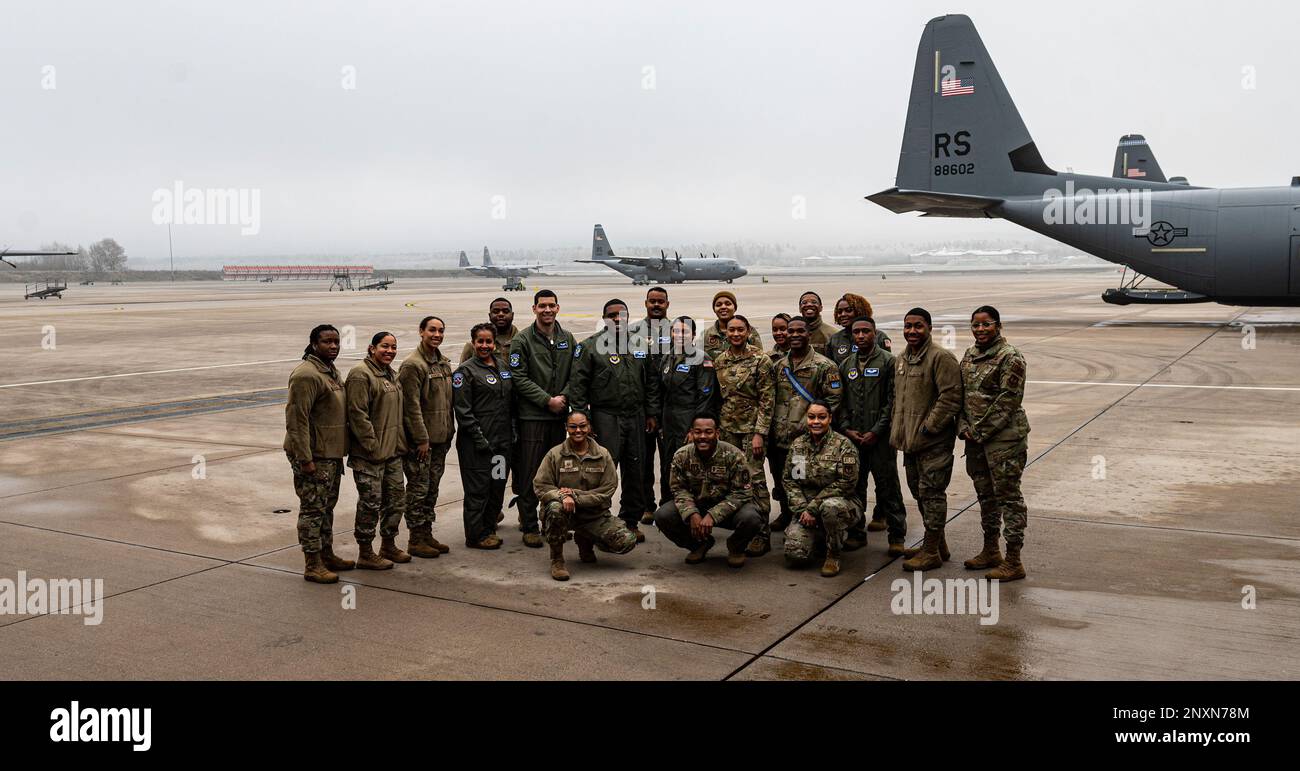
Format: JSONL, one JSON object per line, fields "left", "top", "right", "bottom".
{"left": 346, "top": 358, "right": 408, "bottom": 542}
{"left": 782, "top": 430, "right": 860, "bottom": 562}
{"left": 712, "top": 344, "right": 775, "bottom": 519}
{"left": 701, "top": 320, "right": 762, "bottom": 361}
{"left": 284, "top": 354, "right": 348, "bottom": 553}
{"left": 533, "top": 437, "right": 637, "bottom": 553}
{"left": 654, "top": 441, "right": 762, "bottom": 554}
{"left": 958, "top": 335, "right": 1031, "bottom": 545}
{"left": 398, "top": 345, "right": 455, "bottom": 529}
{"left": 768, "top": 349, "right": 843, "bottom": 527}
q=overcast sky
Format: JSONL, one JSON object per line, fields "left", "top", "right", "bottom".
{"left": 3, "top": 0, "right": 1297, "bottom": 262}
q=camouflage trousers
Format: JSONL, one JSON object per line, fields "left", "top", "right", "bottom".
{"left": 783, "top": 496, "right": 858, "bottom": 563}
{"left": 720, "top": 430, "right": 772, "bottom": 537}
{"left": 350, "top": 456, "right": 406, "bottom": 542}
{"left": 965, "top": 437, "right": 1028, "bottom": 545}
{"left": 541, "top": 501, "right": 637, "bottom": 554}
{"left": 288, "top": 455, "right": 342, "bottom": 553}
{"left": 403, "top": 441, "right": 452, "bottom": 529}
{"left": 902, "top": 441, "right": 955, "bottom": 532}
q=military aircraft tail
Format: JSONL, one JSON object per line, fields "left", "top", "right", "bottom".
{"left": 1112, "top": 134, "right": 1167, "bottom": 183}
{"left": 591, "top": 224, "right": 616, "bottom": 261}
{"left": 458, "top": 250, "right": 470, "bottom": 268}
{"left": 482, "top": 246, "right": 493, "bottom": 267}
{"left": 869, "top": 14, "right": 1069, "bottom": 215}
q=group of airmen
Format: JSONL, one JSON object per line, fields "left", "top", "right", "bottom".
{"left": 284, "top": 286, "right": 1031, "bottom": 585}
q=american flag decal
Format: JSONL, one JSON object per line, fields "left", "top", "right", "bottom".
{"left": 1125, "top": 168, "right": 1147, "bottom": 178}
{"left": 941, "top": 77, "right": 975, "bottom": 97}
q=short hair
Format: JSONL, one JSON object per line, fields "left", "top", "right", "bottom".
{"left": 489, "top": 297, "right": 513, "bottom": 310}
{"left": 850, "top": 315, "right": 876, "bottom": 329}
{"left": 971, "top": 305, "right": 1001, "bottom": 323}
{"left": 799, "top": 291, "right": 822, "bottom": 304}
{"left": 786, "top": 317, "right": 808, "bottom": 329}
{"left": 727, "top": 314, "right": 750, "bottom": 330}
{"left": 369, "top": 330, "right": 396, "bottom": 347}
{"left": 689, "top": 411, "right": 719, "bottom": 429}
{"left": 469, "top": 322, "right": 496, "bottom": 341}
{"left": 533, "top": 289, "right": 557, "bottom": 305}
{"left": 905, "top": 307, "right": 932, "bottom": 326}
{"left": 603, "top": 298, "right": 628, "bottom": 316}
{"left": 771, "top": 312, "right": 791, "bottom": 323}
{"left": 419, "top": 315, "right": 443, "bottom": 331}
{"left": 646, "top": 286, "right": 668, "bottom": 298}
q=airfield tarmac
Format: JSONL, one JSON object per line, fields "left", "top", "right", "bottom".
{"left": 1, "top": 269, "right": 1297, "bottom": 680}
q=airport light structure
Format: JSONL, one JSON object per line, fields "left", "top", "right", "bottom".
{"left": 221, "top": 265, "right": 375, "bottom": 282}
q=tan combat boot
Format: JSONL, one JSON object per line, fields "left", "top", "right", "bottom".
{"left": 820, "top": 551, "right": 841, "bottom": 578}
{"left": 522, "top": 532, "right": 545, "bottom": 548}
{"left": 379, "top": 536, "right": 411, "bottom": 563}
{"left": 867, "top": 516, "right": 887, "bottom": 532}
{"left": 355, "top": 541, "right": 394, "bottom": 570}
{"left": 407, "top": 525, "right": 440, "bottom": 559}
{"left": 887, "top": 541, "right": 908, "bottom": 558}
{"left": 745, "top": 535, "right": 770, "bottom": 557}
{"left": 428, "top": 532, "right": 451, "bottom": 554}
{"left": 549, "top": 543, "right": 570, "bottom": 581}
{"left": 939, "top": 531, "right": 951, "bottom": 562}
{"left": 964, "top": 530, "right": 1002, "bottom": 570}
{"left": 985, "top": 542, "right": 1026, "bottom": 581}
{"left": 685, "top": 535, "right": 715, "bottom": 565}
{"left": 902, "top": 529, "right": 943, "bottom": 572}
{"left": 321, "top": 543, "right": 355, "bottom": 571}
{"left": 574, "top": 532, "right": 597, "bottom": 564}
{"left": 726, "top": 550, "right": 747, "bottom": 568}
{"left": 303, "top": 551, "right": 339, "bottom": 584}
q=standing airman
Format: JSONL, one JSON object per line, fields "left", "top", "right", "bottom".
{"left": 459, "top": 297, "right": 519, "bottom": 364}
{"left": 346, "top": 331, "right": 410, "bottom": 569}
{"left": 454, "top": 323, "right": 515, "bottom": 549}
{"left": 713, "top": 314, "right": 775, "bottom": 555}
{"left": 655, "top": 316, "right": 720, "bottom": 507}
{"left": 398, "top": 315, "right": 455, "bottom": 559}
{"left": 701, "top": 290, "right": 761, "bottom": 360}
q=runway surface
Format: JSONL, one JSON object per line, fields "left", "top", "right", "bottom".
{"left": 1, "top": 271, "right": 1296, "bottom": 680}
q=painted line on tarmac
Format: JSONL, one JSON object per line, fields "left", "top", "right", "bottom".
{"left": 1029, "top": 379, "right": 1300, "bottom": 392}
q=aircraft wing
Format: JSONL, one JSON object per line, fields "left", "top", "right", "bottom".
{"left": 574, "top": 255, "right": 666, "bottom": 267}
{"left": 1, "top": 248, "right": 78, "bottom": 268}
{"left": 866, "top": 188, "right": 1003, "bottom": 218}
{"left": 463, "top": 266, "right": 493, "bottom": 276}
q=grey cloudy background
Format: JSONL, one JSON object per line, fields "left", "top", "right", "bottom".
{"left": 2, "top": 0, "right": 1297, "bottom": 264}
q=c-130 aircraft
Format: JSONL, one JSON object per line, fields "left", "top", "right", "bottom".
{"left": 869, "top": 14, "right": 1300, "bottom": 306}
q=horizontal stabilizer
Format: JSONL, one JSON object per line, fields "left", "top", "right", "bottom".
{"left": 867, "top": 188, "right": 1002, "bottom": 218}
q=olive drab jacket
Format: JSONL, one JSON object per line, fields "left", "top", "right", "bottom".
{"left": 700, "top": 321, "right": 762, "bottom": 361}
{"left": 783, "top": 430, "right": 860, "bottom": 514}
{"left": 345, "top": 357, "right": 407, "bottom": 462}
{"left": 533, "top": 438, "right": 618, "bottom": 514}
{"left": 658, "top": 351, "right": 720, "bottom": 452}
{"left": 713, "top": 344, "right": 776, "bottom": 437}
{"left": 567, "top": 326, "right": 662, "bottom": 417}
{"left": 804, "top": 315, "right": 831, "bottom": 357}
{"left": 957, "top": 335, "right": 1031, "bottom": 444}
{"left": 826, "top": 327, "right": 893, "bottom": 365}
{"left": 770, "top": 349, "right": 843, "bottom": 449}
{"left": 284, "top": 354, "right": 348, "bottom": 461}
{"left": 835, "top": 344, "right": 896, "bottom": 438}
{"left": 889, "top": 337, "right": 963, "bottom": 454}
{"left": 668, "top": 441, "right": 754, "bottom": 525}
{"left": 453, "top": 355, "right": 514, "bottom": 461}
{"left": 398, "top": 345, "right": 455, "bottom": 447}
{"left": 508, "top": 321, "right": 577, "bottom": 423}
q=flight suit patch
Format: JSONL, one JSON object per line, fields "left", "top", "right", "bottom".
{"left": 865, "top": 368, "right": 880, "bottom": 377}
{"left": 452, "top": 373, "right": 465, "bottom": 389}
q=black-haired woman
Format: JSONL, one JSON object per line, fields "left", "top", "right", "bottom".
{"left": 345, "top": 330, "right": 410, "bottom": 570}
{"left": 656, "top": 316, "right": 720, "bottom": 507}
{"left": 454, "top": 323, "right": 516, "bottom": 549}
{"left": 285, "top": 324, "right": 352, "bottom": 583}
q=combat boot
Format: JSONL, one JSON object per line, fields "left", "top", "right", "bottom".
{"left": 887, "top": 540, "right": 909, "bottom": 558}
{"left": 939, "top": 530, "right": 951, "bottom": 562}
{"left": 902, "top": 529, "right": 943, "bottom": 572}
{"left": 726, "top": 550, "right": 747, "bottom": 568}
{"left": 867, "top": 516, "right": 887, "bottom": 532}
{"left": 303, "top": 551, "right": 339, "bottom": 584}
{"left": 407, "top": 525, "right": 440, "bottom": 559}
{"left": 549, "top": 543, "right": 570, "bottom": 581}
{"left": 641, "top": 511, "right": 655, "bottom": 525}
{"left": 522, "top": 532, "right": 545, "bottom": 548}
{"left": 428, "top": 533, "right": 451, "bottom": 554}
{"left": 985, "top": 542, "right": 1026, "bottom": 581}
{"left": 820, "top": 551, "right": 841, "bottom": 578}
{"left": 380, "top": 536, "right": 411, "bottom": 563}
{"left": 685, "top": 535, "right": 715, "bottom": 565}
{"left": 745, "top": 535, "right": 770, "bottom": 557}
{"left": 574, "top": 532, "right": 597, "bottom": 563}
{"left": 321, "top": 543, "right": 355, "bottom": 571}
{"left": 843, "top": 533, "right": 867, "bottom": 551}
{"left": 355, "top": 541, "right": 394, "bottom": 570}
{"left": 467, "top": 534, "right": 502, "bottom": 550}
{"left": 964, "top": 530, "right": 1002, "bottom": 570}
